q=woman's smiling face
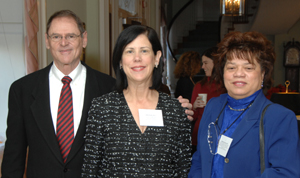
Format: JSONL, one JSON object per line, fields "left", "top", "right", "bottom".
{"left": 202, "top": 55, "right": 214, "bottom": 77}
{"left": 223, "top": 57, "right": 264, "bottom": 99}
{"left": 121, "top": 34, "right": 161, "bottom": 86}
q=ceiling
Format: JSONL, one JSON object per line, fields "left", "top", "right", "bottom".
{"left": 250, "top": 0, "right": 300, "bottom": 35}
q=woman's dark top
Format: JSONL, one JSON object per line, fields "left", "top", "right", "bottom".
{"left": 82, "top": 91, "right": 191, "bottom": 178}
{"left": 175, "top": 74, "right": 204, "bottom": 101}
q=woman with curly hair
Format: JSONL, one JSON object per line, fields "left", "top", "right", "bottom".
{"left": 174, "top": 51, "right": 203, "bottom": 101}
{"left": 189, "top": 31, "right": 300, "bottom": 178}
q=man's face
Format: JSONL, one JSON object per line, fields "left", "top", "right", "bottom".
{"left": 45, "top": 16, "right": 87, "bottom": 72}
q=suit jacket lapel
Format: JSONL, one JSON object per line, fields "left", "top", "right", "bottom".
{"left": 205, "top": 94, "right": 227, "bottom": 175}
{"left": 66, "top": 64, "right": 102, "bottom": 164}
{"left": 30, "top": 63, "right": 64, "bottom": 164}
{"left": 213, "top": 96, "right": 227, "bottom": 149}
{"left": 230, "top": 91, "right": 267, "bottom": 147}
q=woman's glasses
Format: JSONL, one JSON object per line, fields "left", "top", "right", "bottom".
{"left": 207, "top": 122, "right": 219, "bottom": 155}
{"left": 47, "top": 34, "right": 81, "bottom": 42}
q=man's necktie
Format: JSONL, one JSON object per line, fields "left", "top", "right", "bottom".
{"left": 57, "top": 76, "right": 74, "bottom": 163}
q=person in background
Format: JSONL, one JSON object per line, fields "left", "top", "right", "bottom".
{"left": 82, "top": 25, "right": 191, "bottom": 177}
{"left": 190, "top": 47, "right": 224, "bottom": 154}
{"left": 1, "top": 10, "right": 193, "bottom": 178}
{"left": 189, "top": 31, "right": 300, "bottom": 178}
{"left": 174, "top": 51, "right": 203, "bottom": 101}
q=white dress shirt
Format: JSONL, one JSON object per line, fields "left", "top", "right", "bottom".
{"left": 49, "top": 62, "right": 86, "bottom": 136}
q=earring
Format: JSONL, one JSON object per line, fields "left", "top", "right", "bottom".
{"left": 155, "top": 64, "right": 158, "bottom": 68}
{"left": 261, "top": 81, "right": 264, "bottom": 87}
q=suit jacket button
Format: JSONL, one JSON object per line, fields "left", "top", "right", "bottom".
{"left": 224, "top": 158, "right": 229, "bottom": 163}
{"left": 63, "top": 168, "right": 68, "bottom": 172}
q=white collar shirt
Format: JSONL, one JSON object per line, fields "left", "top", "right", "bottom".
{"left": 49, "top": 62, "right": 86, "bottom": 136}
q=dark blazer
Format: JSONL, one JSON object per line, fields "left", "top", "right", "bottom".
{"left": 1, "top": 62, "right": 116, "bottom": 178}
{"left": 188, "top": 90, "right": 300, "bottom": 178}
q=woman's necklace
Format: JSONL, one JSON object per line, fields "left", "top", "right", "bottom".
{"left": 228, "top": 103, "right": 253, "bottom": 111}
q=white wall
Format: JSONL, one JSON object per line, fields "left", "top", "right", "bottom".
{"left": 0, "top": 0, "right": 25, "bottom": 137}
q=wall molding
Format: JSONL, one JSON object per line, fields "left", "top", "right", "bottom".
{"left": 37, "top": 0, "right": 47, "bottom": 69}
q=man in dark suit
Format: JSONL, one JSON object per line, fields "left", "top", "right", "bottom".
{"left": 1, "top": 10, "right": 193, "bottom": 178}
{"left": 1, "top": 10, "right": 116, "bottom": 178}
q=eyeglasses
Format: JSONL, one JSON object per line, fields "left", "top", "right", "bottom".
{"left": 207, "top": 102, "right": 228, "bottom": 155}
{"left": 207, "top": 122, "right": 219, "bottom": 155}
{"left": 47, "top": 34, "right": 81, "bottom": 42}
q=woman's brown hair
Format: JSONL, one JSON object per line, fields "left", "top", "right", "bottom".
{"left": 215, "top": 31, "right": 275, "bottom": 92}
{"left": 174, "top": 51, "right": 201, "bottom": 78}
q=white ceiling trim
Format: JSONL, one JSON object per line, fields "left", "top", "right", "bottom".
{"left": 250, "top": 0, "right": 300, "bottom": 35}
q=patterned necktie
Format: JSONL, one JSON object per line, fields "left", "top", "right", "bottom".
{"left": 57, "top": 76, "right": 74, "bottom": 163}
